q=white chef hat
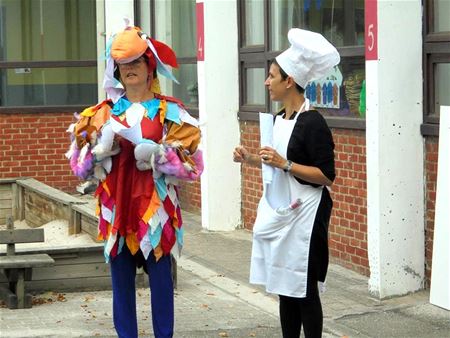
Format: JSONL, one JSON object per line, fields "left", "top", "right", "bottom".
{"left": 275, "top": 28, "right": 340, "bottom": 88}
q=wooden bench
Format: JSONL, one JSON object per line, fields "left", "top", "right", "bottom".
{"left": 0, "top": 217, "right": 55, "bottom": 309}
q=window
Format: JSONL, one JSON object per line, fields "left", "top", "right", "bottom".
{"left": 423, "top": 0, "right": 450, "bottom": 135}
{"left": 0, "top": 0, "right": 98, "bottom": 112}
{"left": 238, "top": 0, "right": 366, "bottom": 128}
{"left": 138, "top": 0, "right": 198, "bottom": 115}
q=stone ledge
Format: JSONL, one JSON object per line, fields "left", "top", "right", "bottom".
{"left": 0, "top": 178, "right": 29, "bottom": 184}
{"left": 16, "top": 178, "right": 84, "bottom": 206}
{"left": 72, "top": 202, "right": 97, "bottom": 219}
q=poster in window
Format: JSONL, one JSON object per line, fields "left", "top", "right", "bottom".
{"left": 305, "top": 66, "right": 342, "bottom": 109}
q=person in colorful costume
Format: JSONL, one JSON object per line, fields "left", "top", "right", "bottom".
{"left": 66, "top": 23, "right": 203, "bottom": 338}
{"left": 233, "top": 29, "right": 339, "bottom": 338}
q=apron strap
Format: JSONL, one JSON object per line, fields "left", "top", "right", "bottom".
{"left": 292, "top": 98, "right": 310, "bottom": 120}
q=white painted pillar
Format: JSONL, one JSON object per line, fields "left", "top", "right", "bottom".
{"left": 197, "top": 0, "right": 241, "bottom": 231}
{"left": 104, "top": 0, "right": 134, "bottom": 38}
{"left": 101, "top": 1, "right": 134, "bottom": 98}
{"left": 366, "top": 0, "right": 424, "bottom": 298}
{"left": 96, "top": 0, "right": 106, "bottom": 101}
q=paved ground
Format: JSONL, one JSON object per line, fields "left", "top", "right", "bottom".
{"left": 1, "top": 211, "right": 449, "bottom": 337}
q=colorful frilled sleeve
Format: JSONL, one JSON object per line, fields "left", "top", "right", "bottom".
{"left": 153, "top": 97, "right": 203, "bottom": 180}
{"left": 65, "top": 100, "right": 113, "bottom": 180}
{"left": 95, "top": 95, "right": 203, "bottom": 263}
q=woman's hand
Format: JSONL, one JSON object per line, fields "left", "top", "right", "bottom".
{"left": 233, "top": 145, "right": 249, "bottom": 163}
{"left": 259, "top": 146, "right": 287, "bottom": 169}
{"left": 233, "top": 146, "right": 262, "bottom": 167}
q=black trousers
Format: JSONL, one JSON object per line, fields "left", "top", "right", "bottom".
{"left": 279, "top": 189, "right": 331, "bottom": 338}
{"left": 279, "top": 277, "right": 323, "bottom": 338}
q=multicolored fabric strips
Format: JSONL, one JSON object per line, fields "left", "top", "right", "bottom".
{"left": 67, "top": 95, "right": 204, "bottom": 263}
{"left": 96, "top": 176, "right": 183, "bottom": 262}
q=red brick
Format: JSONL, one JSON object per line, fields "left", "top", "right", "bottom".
{"left": 351, "top": 255, "right": 361, "bottom": 265}
{"left": 355, "top": 231, "right": 365, "bottom": 240}
{"left": 20, "top": 160, "right": 37, "bottom": 166}
{"left": 345, "top": 245, "right": 356, "bottom": 254}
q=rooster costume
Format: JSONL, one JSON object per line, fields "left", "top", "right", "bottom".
{"left": 66, "top": 23, "right": 203, "bottom": 338}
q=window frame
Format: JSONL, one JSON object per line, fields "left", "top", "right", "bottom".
{"left": 237, "top": 0, "right": 366, "bottom": 130}
{"left": 140, "top": 0, "right": 199, "bottom": 117}
{"left": 422, "top": 0, "right": 450, "bottom": 136}
{"left": 0, "top": 2, "right": 98, "bottom": 114}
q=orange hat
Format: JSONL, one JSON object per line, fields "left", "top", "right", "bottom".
{"left": 110, "top": 26, "right": 178, "bottom": 70}
{"left": 111, "top": 27, "right": 148, "bottom": 64}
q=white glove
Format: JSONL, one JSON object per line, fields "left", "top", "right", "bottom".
{"left": 91, "top": 123, "right": 117, "bottom": 161}
{"left": 136, "top": 160, "right": 153, "bottom": 171}
{"left": 134, "top": 142, "right": 160, "bottom": 162}
{"left": 94, "top": 165, "right": 107, "bottom": 181}
{"left": 99, "top": 123, "right": 114, "bottom": 150}
{"left": 92, "top": 143, "right": 121, "bottom": 161}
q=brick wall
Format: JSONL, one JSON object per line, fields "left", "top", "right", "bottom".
{"left": 0, "top": 113, "right": 80, "bottom": 192}
{"left": 425, "top": 137, "right": 438, "bottom": 288}
{"left": 330, "top": 129, "right": 368, "bottom": 276}
{"left": 240, "top": 121, "right": 263, "bottom": 228}
{"left": 239, "top": 120, "right": 369, "bottom": 276}
{"left": 178, "top": 180, "right": 201, "bottom": 213}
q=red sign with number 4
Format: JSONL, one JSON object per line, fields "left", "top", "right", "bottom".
{"left": 196, "top": 2, "right": 205, "bottom": 61}
{"left": 365, "top": 0, "right": 378, "bottom": 61}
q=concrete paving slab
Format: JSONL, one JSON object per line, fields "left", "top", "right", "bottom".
{"left": 335, "top": 308, "right": 449, "bottom": 338}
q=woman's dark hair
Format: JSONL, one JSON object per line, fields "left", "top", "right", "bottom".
{"left": 143, "top": 54, "right": 158, "bottom": 79}
{"left": 271, "top": 59, "right": 305, "bottom": 94}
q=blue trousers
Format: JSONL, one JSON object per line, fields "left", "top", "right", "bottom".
{"left": 110, "top": 245, "right": 174, "bottom": 338}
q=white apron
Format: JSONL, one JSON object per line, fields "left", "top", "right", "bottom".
{"left": 250, "top": 103, "right": 324, "bottom": 298}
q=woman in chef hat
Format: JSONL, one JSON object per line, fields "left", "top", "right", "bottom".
{"left": 233, "top": 28, "right": 339, "bottom": 338}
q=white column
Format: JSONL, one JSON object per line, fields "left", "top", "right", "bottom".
{"left": 104, "top": 0, "right": 134, "bottom": 37}
{"left": 153, "top": 1, "right": 172, "bottom": 93}
{"left": 366, "top": 0, "right": 424, "bottom": 298}
{"left": 198, "top": 0, "right": 241, "bottom": 231}
{"left": 101, "top": 1, "right": 134, "bottom": 99}
{"left": 96, "top": 0, "right": 106, "bottom": 101}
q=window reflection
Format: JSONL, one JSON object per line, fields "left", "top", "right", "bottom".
{"left": 0, "top": 0, "right": 97, "bottom": 108}
{"left": 154, "top": 0, "right": 198, "bottom": 109}
{"left": 171, "top": 0, "right": 196, "bottom": 58}
{"left": 271, "top": 0, "right": 365, "bottom": 51}
{"left": 0, "top": 67, "right": 97, "bottom": 106}
{"left": 172, "top": 64, "right": 198, "bottom": 108}
{"left": 245, "top": 68, "right": 266, "bottom": 105}
{"left": 0, "top": 0, "right": 96, "bottom": 62}
{"left": 434, "top": 63, "right": 450, "bottom": 117}
{"left": 244, "top": 0, "right": 264, "bottom": 46}
{"left": 434, "top": 0, "right": 450, "bottom": 32}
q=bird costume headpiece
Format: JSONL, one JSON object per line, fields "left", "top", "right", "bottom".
{"left": 103, "top": 20, "right": 179, "bottom": 102}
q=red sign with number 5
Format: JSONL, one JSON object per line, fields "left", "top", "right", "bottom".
{"left": 365, "top": 0, "right": 378, "bottom": 60}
